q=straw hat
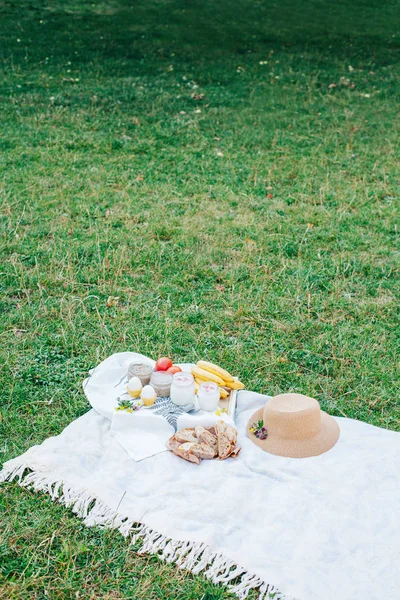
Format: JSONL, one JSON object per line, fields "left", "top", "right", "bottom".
{"left": 247, "top": 393, "right": 339, "bottom": 458}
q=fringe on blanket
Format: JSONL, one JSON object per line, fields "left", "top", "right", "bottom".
{"left": 0, "top": 461, "right": 295, "bottom": 600}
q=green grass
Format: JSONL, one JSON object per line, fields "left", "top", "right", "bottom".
{"left": 0, "top": 0, "right": 399, "bottom": 597}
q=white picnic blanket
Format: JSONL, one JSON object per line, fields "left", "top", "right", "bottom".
{"left": 1, "top": 361, "right": 400, "bottom": 600}
{"left": 84, "top": 352, "right": 235, "bottom": 461}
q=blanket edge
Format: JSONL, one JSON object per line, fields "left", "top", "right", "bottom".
{"left": 0, "top": 460, "right": 296, "bottom": 600}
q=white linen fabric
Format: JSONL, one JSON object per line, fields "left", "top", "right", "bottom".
{"left": 1, "top": 377, "right": 400, "bottom": 599}
{"left": 84, "top": 352, "right": 234, "bottom": 461}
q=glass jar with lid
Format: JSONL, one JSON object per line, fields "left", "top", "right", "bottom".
{"left": 197, "top": 381, "right": 220, "bottom": 412}
{"left": 127, "top": 361, "right": 153, "bottom": 386}
{"left": 170, "top": 372, "right": 195, "bottom": 406}
{"left": 150, "top": 371, "right": 173, "bottom": 397}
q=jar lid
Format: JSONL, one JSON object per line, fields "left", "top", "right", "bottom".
{"left": 150, "top": 371, "right": 173, "bottom": 385}
{"left": 173, "top": 372, "right": 194, "bottom": 386}
{"left": 199, "top": 381, "right": 218, "bottom": 394}
{"left": 129, "top": 361, "right": 153, "bottom": 375}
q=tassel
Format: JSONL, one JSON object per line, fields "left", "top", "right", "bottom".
{"left": 0, "top": 463, "right": 295, "bottom": 600}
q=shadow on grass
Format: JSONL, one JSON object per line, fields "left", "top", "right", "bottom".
{"left": 1, "top": 0, "right": 399, "bottom": 73}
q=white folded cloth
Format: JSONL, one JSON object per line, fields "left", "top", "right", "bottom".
{"left": 84, "top": 352, "right": 234, "bottom": 461}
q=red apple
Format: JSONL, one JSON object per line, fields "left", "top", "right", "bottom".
{"left": 167, "top": 365, "right": 182, "bottom": 375}
{"left": 155, "top": 357, "right": 173, "bottom": 371}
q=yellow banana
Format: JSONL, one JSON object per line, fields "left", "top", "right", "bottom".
{"left": 224, "top": 379, "right": 245, "bottom": 390}
{"left": 219, "top": 387, "right": 229, "bottom": 399}
{"left": 197, "top": 360, "right": 235, "bottom": 383}
{"left": 192, "top": 366, "right": 225, "bottom": 386}
{"left": 194, "top": 376, "right": 209, "bottom": 385}
{"left": 194, "top": 377, "right": 215, "bottom": 389}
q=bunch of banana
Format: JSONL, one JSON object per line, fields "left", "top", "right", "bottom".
{"left": 192, "top": 360, "right": 245, "bottom": 399}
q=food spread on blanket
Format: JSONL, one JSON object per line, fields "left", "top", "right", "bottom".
{"left": 167, "top": 422, "right": 241, "bottom": 464}
{"left": 191, "top": 360, "right": 245, "bottom": 400}
{"left": 118, "top": 356, "right": 245, "bottom": 417}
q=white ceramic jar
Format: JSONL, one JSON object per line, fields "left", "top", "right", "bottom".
{"left": 170, "top": 372, "right": 195, "bottom": 406}
{"left": 197, "top": 381, "right": 220, "bottom": 412}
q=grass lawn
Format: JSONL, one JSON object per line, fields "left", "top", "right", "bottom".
{"left": 0, "top": 0, "right": 399, "bottom": 597}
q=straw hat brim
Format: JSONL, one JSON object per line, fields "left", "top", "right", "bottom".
{"left": 247, "top": 407, "right": 340, "bottom": 458}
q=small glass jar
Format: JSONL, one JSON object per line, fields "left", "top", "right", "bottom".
{"left": 198, "top": 381, "right": 220, "bottom": 412}
{"left": 127, "top": 361, "right": 153, "bottom": 386}
{"left": 170, "top": 372, "right": 195, "bottom": 406}
{"left": 150, "top": 371, "right": 173, "bottom": 397}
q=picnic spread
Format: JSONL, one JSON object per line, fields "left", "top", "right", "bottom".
{"left": 1, "top": 351, "right": 399, "bottom": 600}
